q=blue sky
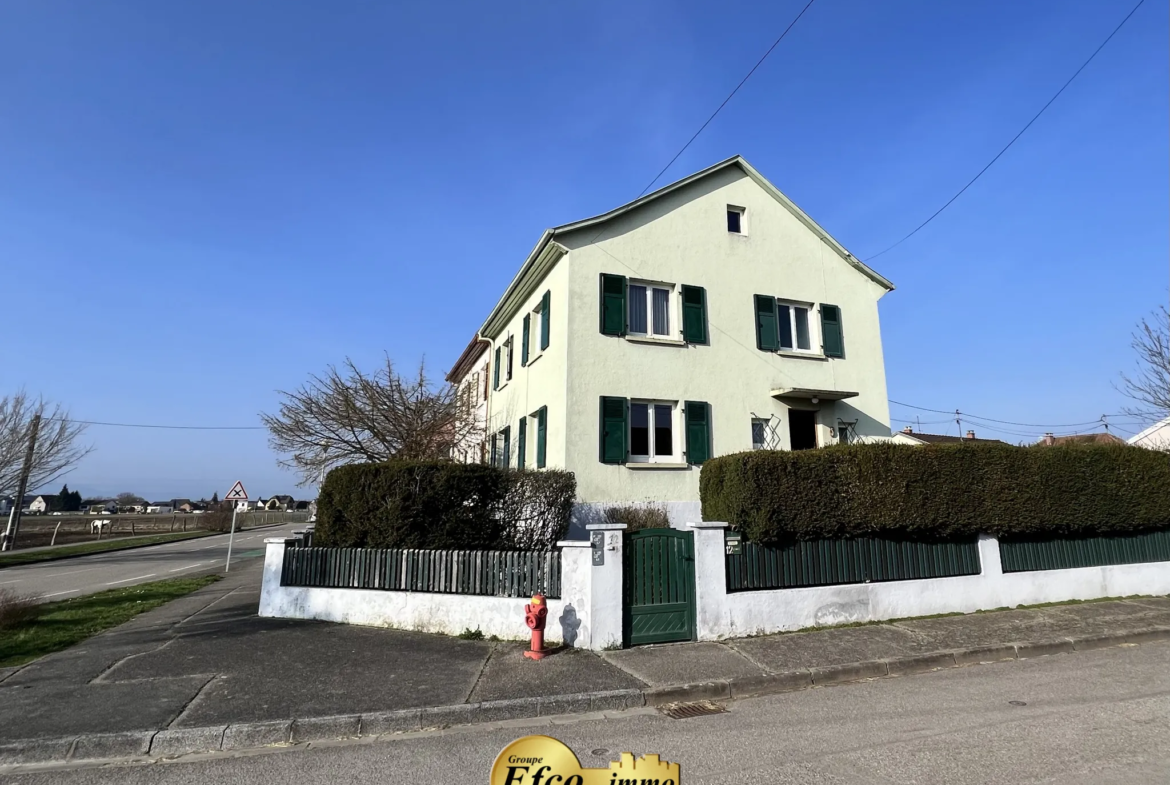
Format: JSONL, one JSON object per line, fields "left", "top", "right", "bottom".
{"left": 1, "top": 0, "right": 1165, "bottom": 500}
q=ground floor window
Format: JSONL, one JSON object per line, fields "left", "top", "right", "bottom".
{"left": 630, "top": 401, "right": 675, "bottom": 462}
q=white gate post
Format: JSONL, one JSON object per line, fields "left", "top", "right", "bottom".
{"left": 689, "top": 521, "right": 729, "bottom": 641}
{"left": 585, "top": 523, "right": 626, "bottom": 650}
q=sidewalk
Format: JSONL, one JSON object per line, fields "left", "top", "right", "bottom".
{"left": 2, "top": 560, "right": 1169, "bottom": 766}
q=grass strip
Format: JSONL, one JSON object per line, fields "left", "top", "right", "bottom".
{"left": 0, "top": 575, "right": 221, "bottom": 667}
{"left": 0, "top": 531, "right": 215, "bottom": 568}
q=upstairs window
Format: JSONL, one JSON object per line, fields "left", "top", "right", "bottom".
{"left": 505, "top": 336, "right": 514, "bottom": 381}
{"left": 600, "top": 274, "right": 706, "bottom": 344}
{"left": 628, "top": 282, "right": 672, "bottom": 337}
{"left": 754, "top": 297, "right": 845, "bottom": 358}
{"left": 777, "top": 301, "right": 813, "bottom": 352}
{"left": 727, "top": 206, "right": 745, "bottom": 234}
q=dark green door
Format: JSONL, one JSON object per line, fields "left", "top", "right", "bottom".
{"left": 623, "top": 529, "right": 696, "bottom": 646}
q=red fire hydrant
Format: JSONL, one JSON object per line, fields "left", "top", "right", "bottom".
{"left": 523, "top": 592, "right": 549, "bottom": 660}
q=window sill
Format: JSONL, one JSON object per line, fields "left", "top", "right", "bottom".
{"left": 524, "top": 352, "right": 543, "bottom": 368}
{"left": 625, "top": 462, "right": 690, "bottom": 470}
{"left": 775, "top": 350, "right": 828, "bottom": 361}
{"left": 496, "top": 381, "right": 510, "bottom": 392}
{"left": 624, "top": 335, "right": 687, "bottom": 347}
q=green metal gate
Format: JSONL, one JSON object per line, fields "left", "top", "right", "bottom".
{"left": 623, "top": 529, "right": 696, "bottom": 646}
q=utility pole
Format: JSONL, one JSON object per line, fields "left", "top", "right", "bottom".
{"left": 1, "top": 413, "right": 42, "bottom": 552}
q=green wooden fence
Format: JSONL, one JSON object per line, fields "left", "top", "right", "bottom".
{"left": 726, "top": 535, "right": 981, "bottom": 592}
{"left": 281, "top": 546, "right": 561, "bottom": 598}
{"left": 999, "top": 529, "right": 1170, "bottom": 573}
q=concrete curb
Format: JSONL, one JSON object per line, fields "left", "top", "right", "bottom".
{"left": 2, "top": 627, "right": 1167, "bottom": 769}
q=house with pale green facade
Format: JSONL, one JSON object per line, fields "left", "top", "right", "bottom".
{"left": 448, "top": 156, "right": 896, "bottom": 531}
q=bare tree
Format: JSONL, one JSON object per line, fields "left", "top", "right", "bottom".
{"left": 0, "top": 391, "right": 92, "bottom": 498}
{"left": 115, "top": 492, "right": 146, "bottom": 507}
{"left": 1120, "top": 306, "right": 1170, "bottom": 421}
{"left": 261, "top": 356, "right": 481, "bottom": 485}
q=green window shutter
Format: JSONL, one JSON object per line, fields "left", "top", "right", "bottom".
{"left": 681, "top": 285, "right": 708, "bottom": 344}
{"left": 820, "top": 304, "right": 844, "bottom": 358}
{"left": 503, "top": 426, "right": 511, "bottom": 469}
{"left": 599, "top": 274, "right": 627, "bottom": 336}
{"left": 599, "top": 396, "right": 628, "bottom": 464}
{"left": 493, "top": 347, "right": 501, "bottom": 389}
{"left": 754, "top": 295, "right": 779, "bottom": 351}
{"left": 540, "top": 290, "right": 551, "bottom": 350}
{"left": 517, "top": 418, "right": 527, "bottom": 470}
{"left": 536, "top": 406, "right": 547, "bottom": 468}
{"left": 521, "top": 314, "right": 530, "bottom": 366}
{"left": 684, "top": 401, "right": 711, "bottom": 465}
{"left": 490, "top": 433, "right": 498, "bottom": 466}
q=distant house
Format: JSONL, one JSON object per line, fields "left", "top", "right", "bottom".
{"left": 28, "top": 495, "right": 58, "bottom": 514}
{"left": 1129, "top": 417, "right": 1170, "bottom": 451}
{"left": 0, "top": 496, "right": 11, "bottom": 514}
{"left": 146, "top": 502, "right": 174, "bottom": 514}
{"left": 171, "top": 499, "right": 197, "bottom": 513}
{"left": 86, "top": 500, "right": 117, "bottom": 514}
{"left": 892, "top": 427, "right": 1006, "bottom": 446}
{"left": 264, "top": 495, "right": 294, "bottom": 511}
{"left": 293, "top": 500, "right": 313, "bottom": 511}
{"left": 235, "top": 500, "right": 262, "bottom": 512}
{"left": 1036, "top": 432, "right": 1126, "bottom": 447}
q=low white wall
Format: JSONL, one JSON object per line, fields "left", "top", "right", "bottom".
{"left": 258, "top": 538, "right": 603, "bottom": 648}
{"left": 690, "top": 524, "right": 1170, "bottom": 639}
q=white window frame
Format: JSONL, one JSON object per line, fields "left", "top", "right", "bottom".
{"left": 504, "top": 336, "right": 514, "bottom": 381}
{"left": 727, "top": 205, "right": 746, "bottom": 235}
{"left": 627, "top": 399, "right": 678, "bottom": 463}
{"left": 529, "top": 301, "right": 545, "bottom": 362}
{"left": 626, "top": 280, "right": 676, "bottom": 338}
{"left": 776, "top": 299, "right": 819, "bottom": 354}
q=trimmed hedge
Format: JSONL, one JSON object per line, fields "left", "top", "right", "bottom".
{"left": 700, "top": 442, "right": 1170, "bottom": 544}
{"left": 315, "top": 461, "right": 575, "bottom": 551}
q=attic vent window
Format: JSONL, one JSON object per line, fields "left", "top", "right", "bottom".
{"left": 727, "top": 206, "right": 745, "bottom": 234}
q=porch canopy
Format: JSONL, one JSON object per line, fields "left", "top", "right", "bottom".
{"left": 769, "top": 387, "right": 859, "bottom": 402}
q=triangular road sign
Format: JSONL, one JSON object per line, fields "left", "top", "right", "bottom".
{"left": 224, "top": 481, "right": 248, "bottom": 501}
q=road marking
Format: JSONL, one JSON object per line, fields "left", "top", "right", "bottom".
{"left": 41, "top": 589, "right": 80, "bottom": 598}
{"left": 104, "top": 573, "right": 157, "bottom": 586}
{"left": 168, "top": 561, "right": 209, "bottom": 573}
{"left": 0, "top": 579, "right": 23, "bottom": 585}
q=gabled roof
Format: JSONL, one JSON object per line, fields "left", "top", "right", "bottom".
{"left": 446, "top": 336, "right": 490, "bottom": 383}
{"left": 1037, "top": 433, "right": 1127, "bottom": 446}
{"left": 899, "top": 431, "right": 1006, "bottom": 445}
{"left": 1128, "top": 416, "right": 1170, "bottom": 447}
{"left": 471, "top": 155, "right": 893, "bottom": 344}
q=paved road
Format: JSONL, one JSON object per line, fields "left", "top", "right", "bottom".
{"left": 6, "top": 640, "right": 1168, "bottom": 784}
{"left": 0, "top": 523, "right": 303, "bottom": 602}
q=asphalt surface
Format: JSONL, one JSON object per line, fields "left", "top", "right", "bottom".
{"left": 4, "top": 641, "right": 1167, "bottom": 784}
{"left": 0, "top": 523, "right": 304, "bottom": 602}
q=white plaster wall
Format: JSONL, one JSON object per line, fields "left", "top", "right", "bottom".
{"left": 558, "top": 166, "right": 893, "bottom": 506}
{"left": 483, "top": 258, "right": 571, "bottom": 470}
{"left": 690, "top": 525, "right": 1170, "bottom": 639}
{"left": 259, "top": 539, "right": 600, "bottom": 648}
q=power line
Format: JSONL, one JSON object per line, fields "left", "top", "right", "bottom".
{"left": 888, "top": 399, "right": 1125, "bottom": 429}
{"left": 47, "top": 418, "right": 264, "bottom": 431}
{"left": 864, "top": 0, "right": 1147, "bottom": 261}
{"left": 636, "top": 0, "right": 818, "bottom": 198}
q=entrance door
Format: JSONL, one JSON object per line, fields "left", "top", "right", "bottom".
{"left": 623, "top": 529, "right": 696, "bottom": 646}
{"left": 789, "top": 409, "right": 818, "bottom": 450}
